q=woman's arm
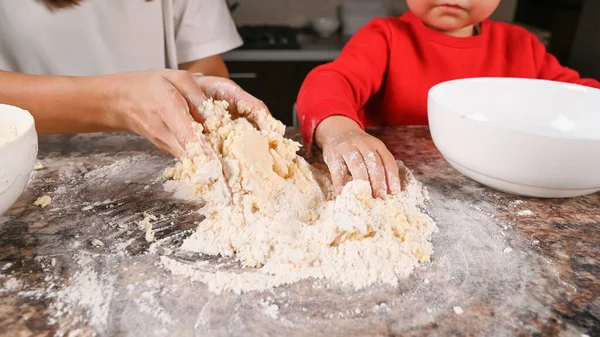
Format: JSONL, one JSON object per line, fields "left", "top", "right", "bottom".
{"left": 0, "top": 70, "right": 280, "bottom": 158}
{"left": 0, "top": 70, "right": 115, "bottom": 134}
{"left": 179, "top": 54, "right": 230, "bottom": 78}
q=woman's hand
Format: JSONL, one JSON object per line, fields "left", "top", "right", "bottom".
{"left": 105, "top": 70, "right": 283, "bottom": 158}
{"left": 315, "top": 116, "right": 402, "bottom": 199}
{"left": 192, "top": 75, "right": 285, "bottom": 136}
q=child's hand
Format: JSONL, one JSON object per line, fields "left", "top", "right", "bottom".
{"left": 315, "top": 116, "right": 402, "bottom": 198}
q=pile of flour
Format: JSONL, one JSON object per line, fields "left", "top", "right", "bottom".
{"left": 163, "top": 99, "right": 437, "bottom": 294}
{"left": 0, "top": 123, "right": 18, "bottom": 146}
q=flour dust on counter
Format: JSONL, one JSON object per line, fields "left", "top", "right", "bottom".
{"left": 162, "top": 99, "right": 438, "bottom": 294}
{"left": 2, "top": 127, "right": 590, "bottom": 336}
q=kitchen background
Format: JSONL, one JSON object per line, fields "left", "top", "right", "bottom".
{"left": 222, "top": 0, "right": 599, "bottom": 126}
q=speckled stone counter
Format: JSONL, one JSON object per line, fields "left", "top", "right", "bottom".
{"left": 0, "top": 127, "right": 598, "bottom": 337}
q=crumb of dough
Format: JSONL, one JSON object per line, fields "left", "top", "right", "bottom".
{"left": 33, "top": 162, "right": 44, "bottom": 170}
{"left": 517, "top": 210, "right": 534, "bottom": 216}
{"left": 124, "top": 180, "right": 132, "bottom": 185}
{"left": 453, "top": 306, "right": 464, "bottom": 315}
{"left": 91, "top": 239, "right": 105, "bottom": 247}
{"left": 139, "top": 213, "right": 157, "bottom": 242}
{"left": 33, "top": 195, "right": 52, "bottom": 208}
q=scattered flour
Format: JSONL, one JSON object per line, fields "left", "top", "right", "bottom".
{"left": 0, "top": 123, "right": 18, "bottom": 146}
{"left": 161, "top": 99, "right": 437, "bottom": 294}
{"left": 51, "top": 252, "right": 117, "bottom": 336}
{"left": 517, "top": 210, "right": 535, "bottom": 217}
{"left": 3, "top": 278, "right": 23, "bottom": 291}
{"left": 34, "top": 195, "right": 52, "bottom": 208}
{"left": 259, "top": 299, "right": 280, "bottom": 320}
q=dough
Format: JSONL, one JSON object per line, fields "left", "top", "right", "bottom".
{"left": 139, "top": 213, "right": 157, "bottom": 242}
{"left": 33, "top": 195, "right": 52, "bottom": 208}
{"left": 163, "top": 99, "right": 437, "bottom": 293}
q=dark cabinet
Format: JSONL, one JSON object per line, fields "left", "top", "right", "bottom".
{"left": 226, "top": 61, "right": 326, "bottom": 126}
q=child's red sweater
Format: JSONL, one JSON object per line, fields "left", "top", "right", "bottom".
{"left": 297, "top": 11, "right": 600, "bottom": 148}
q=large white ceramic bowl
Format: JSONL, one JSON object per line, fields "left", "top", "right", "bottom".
{"left": 428, "top": 77, "right": 600, "bottom": 198}
{"left": 0, "top": 104, "right": 38, "bottom": 214}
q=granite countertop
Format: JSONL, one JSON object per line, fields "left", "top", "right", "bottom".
{"left": 0, "top": 127, "right": 598, "bottom": 337}
{"left": 223, "top": 34, "right": 346, "bottom": 62}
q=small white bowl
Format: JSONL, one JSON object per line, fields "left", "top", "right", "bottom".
{"left": 0, "top": 104, "right": 38, "bottom": 214}
{"left": 311, "top": 17, "right": 340, "bottom": 38}
{"left": 428, "top": 78, "right": 600, "bottom": 198}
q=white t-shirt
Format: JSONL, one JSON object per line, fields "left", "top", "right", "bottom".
{"left": 0, "top": 0, "right": 242, "bottom": 76}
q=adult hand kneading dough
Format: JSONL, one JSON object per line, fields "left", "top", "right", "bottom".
{"left": 0, "top": 70, "right": 277, "bottom": 159}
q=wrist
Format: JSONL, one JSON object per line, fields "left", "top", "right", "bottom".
{"left": 315, "top": 115, "right": 363, "bottom": 149}
{"left": 94, "top": 73, "right": 131, "bottom": 132}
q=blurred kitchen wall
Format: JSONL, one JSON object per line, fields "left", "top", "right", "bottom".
{"left": 231, "top": 0, "right": 518, "bottom": 27}
{"left": 569, "top": 0, "right": 600, "bottom": 79}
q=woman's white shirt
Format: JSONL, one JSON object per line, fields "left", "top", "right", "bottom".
{"left": 0, "top": 0, "right": 242, "bottom": 75}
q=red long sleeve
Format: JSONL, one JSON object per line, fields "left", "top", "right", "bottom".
{"left": 297, "top": 11, "right": 600, "bottom": 149}
{"left": 297, "top": 19, "right": 391, "bottom": 149}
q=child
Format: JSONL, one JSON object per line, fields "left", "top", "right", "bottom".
{"left": 297, "top": 0, "right": 600, "bottom": 199}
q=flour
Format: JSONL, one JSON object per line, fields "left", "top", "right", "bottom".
{"left": 3, "top": 278, "right": 23, "bottom": 291}
{"left": 259, "top": 299, "right": 280, "bottom": 320}
{"left": 15, "top": 252, "right": 118, "bottom": 336}
{"left": 0, "top": 123, "right": 18, "bottom": 146}
{"left": 162, "top": 99, "right": 437, "bottom": 294}
{"left": 51, "top": 252, "right": 116, "bottom": 336}
{"left": 517, "top": 210, "right": 535, "bottom": 216}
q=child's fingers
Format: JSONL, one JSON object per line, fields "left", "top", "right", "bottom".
{"left": 342, "top": 149, "right": 370, "bottom": 186}
{"left": 377, "top": 148, "right": 402, "bottom": 194}
{"left": 324, "top": 153, "right": 348, "bottom": 195}
{"left": 360, "top": 149, "right": 387, "bottom": 199}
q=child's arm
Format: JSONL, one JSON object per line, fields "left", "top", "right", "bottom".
{"left": 297, "top": 19, "right": 392, "bottom": 149}
{"left": 531, "top": 37, "right": 600, "bottom": 89}
{"left": 297, "top": 19, "right": 402, "bottom": 198}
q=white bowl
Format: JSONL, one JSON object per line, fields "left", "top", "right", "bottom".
{"left": 311, "top": 17, "right": 340, "bottom": 38}
{"left": 428, "top": 77, "right": 600, "bottom": 198}
{"left": 0, "top": 104, "right": 38, "bottom": 214}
